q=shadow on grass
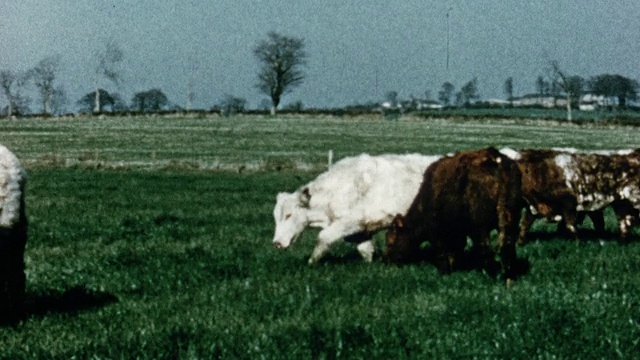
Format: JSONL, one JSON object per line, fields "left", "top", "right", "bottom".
{"left": 523, "top": 228, "right": 632, "bottom": 243}
{"left": 25, "top": 285, "right": 118, "bottom": 319}
{"left": 378, "top": 246, "right": 531, "bottom": 281}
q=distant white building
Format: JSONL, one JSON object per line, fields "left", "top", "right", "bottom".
{"left": 579, "top": 92, "right": 606, "bottom": 111}
{"left": 509, "top": 93, "right": 615, "bottom": 111}
{"left": 415, "top": 99, "right": 443, "bottom": 110}
{"left": 381, "top": 101, "right": 400, "bottom": 109}
{"left": 486, "top": 99, "right": 510, "bottom": 107}
{"left": 511, "top": 94, "right": 566, "bottom": 108}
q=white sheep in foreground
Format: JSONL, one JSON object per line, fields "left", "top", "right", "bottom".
{"left": 0, "top": 144, "right": 27, "bottom": 324}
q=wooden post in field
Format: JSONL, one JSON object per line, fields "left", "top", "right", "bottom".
{"left": 328, "top": 150, "right": 333, "bottom": 169}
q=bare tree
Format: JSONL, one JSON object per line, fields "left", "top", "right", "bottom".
{"left": 50, "top": 85, "right": 67, "bottom": 115}
{"left": 94, "top": 40, "right": 124, "bottom": 113}
{"left": 0, "top": 70, "right": 31, "bottom": 116}
{"left": 504, "top": 77, "right": 514, "bottom": 105}
{"left": 253, "top": 32, "right": 307, "bottom": 115}
{"left": 550, "top": 60, "right": 578, "bottom": 121}
{"left": 0, "top": 71, "right": 17, "bottom": 116}
{"left": 31, "top": 55, "right": 61, "bottom": 115}
{"left": 536, "top": 75, "right": 550, "bottom": 96}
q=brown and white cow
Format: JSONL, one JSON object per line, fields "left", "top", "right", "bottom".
{"left": 507, "top": 148, "right": 640, "bottom": 242}
{"left": 384, "top": 147, "right": 524, "bottom": 281}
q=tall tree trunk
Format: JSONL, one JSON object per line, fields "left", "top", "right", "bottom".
{"left": 566, "top": 94, "right": 572, "bottom": 121}
{"left": 618, "top": 95, "right": 626, "bottom": 109}
{"left": 44, "top": 95, "right": 51, "bottom": 115}
{"left": 93, "top": 87, "right": 100, "bottom": 114}
{"left": 270, "top": 94, "right": 280, "bottom": 116}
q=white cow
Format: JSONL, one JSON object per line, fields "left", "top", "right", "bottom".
{"left": 272, "top": 153, "right": 441, "bottom": 264}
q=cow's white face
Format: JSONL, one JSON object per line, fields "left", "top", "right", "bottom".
{"left": 272, "top": 191, "right": 310, "bottom": 249}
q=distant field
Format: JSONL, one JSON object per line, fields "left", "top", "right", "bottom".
{"left": 1, "top": 115, "right": 640, "bottom": 358}
{"left": 2, "top": 114, "right": 640, "bottom": 171}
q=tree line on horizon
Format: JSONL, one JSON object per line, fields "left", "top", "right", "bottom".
{"left": 1, "top": 33, "right": 638, "bottom": 118}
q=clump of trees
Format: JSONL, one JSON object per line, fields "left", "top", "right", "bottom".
{"left": 437, "top": 78, "right": 479, "bottom": 107}
{"left": 131, "top": 89, "right": 169, "bottom": 113}
{"left": 0, "top": 56, "right": 66, "bottom": 116}
{"left": 531, "top": 61, "right": 638, "bottom": 110}
{"left": 77, "top": 89, "right": 126, "bottom": 113}
{"left": 589, "top": 74, "right": 638, "bottom": 108}
{"left": 216, "top": 95, "right": 247, "bottom": 117}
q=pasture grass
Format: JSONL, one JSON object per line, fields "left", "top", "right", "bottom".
{"left": 0, "top": 115, "right": 639, "bottom": 358}
{"left": 0, "top": 167, "right": 637, "bottom": 358}
{"left": 418, "top": 106, "right": 640, "bottom": 123}
{"left": 2, "top": 114, "right": 640, "bottom": 172}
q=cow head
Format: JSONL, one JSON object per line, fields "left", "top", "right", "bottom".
{"left": 383, "top": 214, "right": 417, "bottom": 263}
{"left": 272, "top": 188, "right": 311, "bottom": 249}
{"left": 471, "top": 147, "right": 504, "bottom": 168}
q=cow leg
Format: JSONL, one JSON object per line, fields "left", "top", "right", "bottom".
{"left": 356, "top": 240, "right": 375, "bottom": 262}
{"left": 560, "top": 209, "right": 578, "bottom": 240}
{"left": 498, "top": 204, "right": 522, "bottom": 282}
{"left": 469, "top": 232, "right": 500, "bottom": 276}
{"left": 497, "top": 230, "right": 517, "bottom": 281}
{"left": 558, "top": 211, "right": 585, "bottom": 235}
{"left": 433, "top": 234, "right": 466, "bottom": 274}
{"left": 0, "top": 225, "right": 27, "bottom": 325}
{"left": 343, "top": 231, "right": 375, "bottom": 262}
{"left": 618, "top": 215, "right": 633, "bottom": 242}
{"left": 616, "top": 209, "right": 636, "bottom": 243}
{"left": 518, "top": 208, "right": 535, "bottom": 245}
{"left": 613, "top": 201, "right": 639, "bottom": 243}
{"left": 588, "top": 210, "right": 606, "bottom": 236}
{"left": 309, "top": 222, "right": 363, "bottom": 264}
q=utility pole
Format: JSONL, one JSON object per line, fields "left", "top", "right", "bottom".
{"left": 446, "top": 6, "right": 453, "bottom": 75}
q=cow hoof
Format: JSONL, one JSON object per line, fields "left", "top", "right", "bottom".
{"left": 506, "top": 278, "right": 515, "bottom": 288}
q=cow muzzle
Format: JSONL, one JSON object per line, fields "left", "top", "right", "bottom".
{"left": 274, "top": 240, "right": 290, "bottom": 250}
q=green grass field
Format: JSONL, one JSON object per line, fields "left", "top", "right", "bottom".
{"left": 1, "top": 115, "right": 640, "bottom": 358}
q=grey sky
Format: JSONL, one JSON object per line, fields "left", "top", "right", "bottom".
{"left": 1, "top": 1, "right": 639, "bottom": 111}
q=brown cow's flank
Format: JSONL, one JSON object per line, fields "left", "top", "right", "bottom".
{"left": 384, "top": 147, "right": 524, "bottom": 281}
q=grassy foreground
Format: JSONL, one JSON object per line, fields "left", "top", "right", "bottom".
{"left": 0, "top": 115, "right": 639, "bottom": 358}
{"left": 0, "top": 169, "right": 637, "bottom": 358}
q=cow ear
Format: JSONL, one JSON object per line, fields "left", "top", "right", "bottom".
{"left": 393, "top": 214, "right": 405, "bottom": 229}
{"left": 300, "top": 188, "right": 311, "bottom": 208}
